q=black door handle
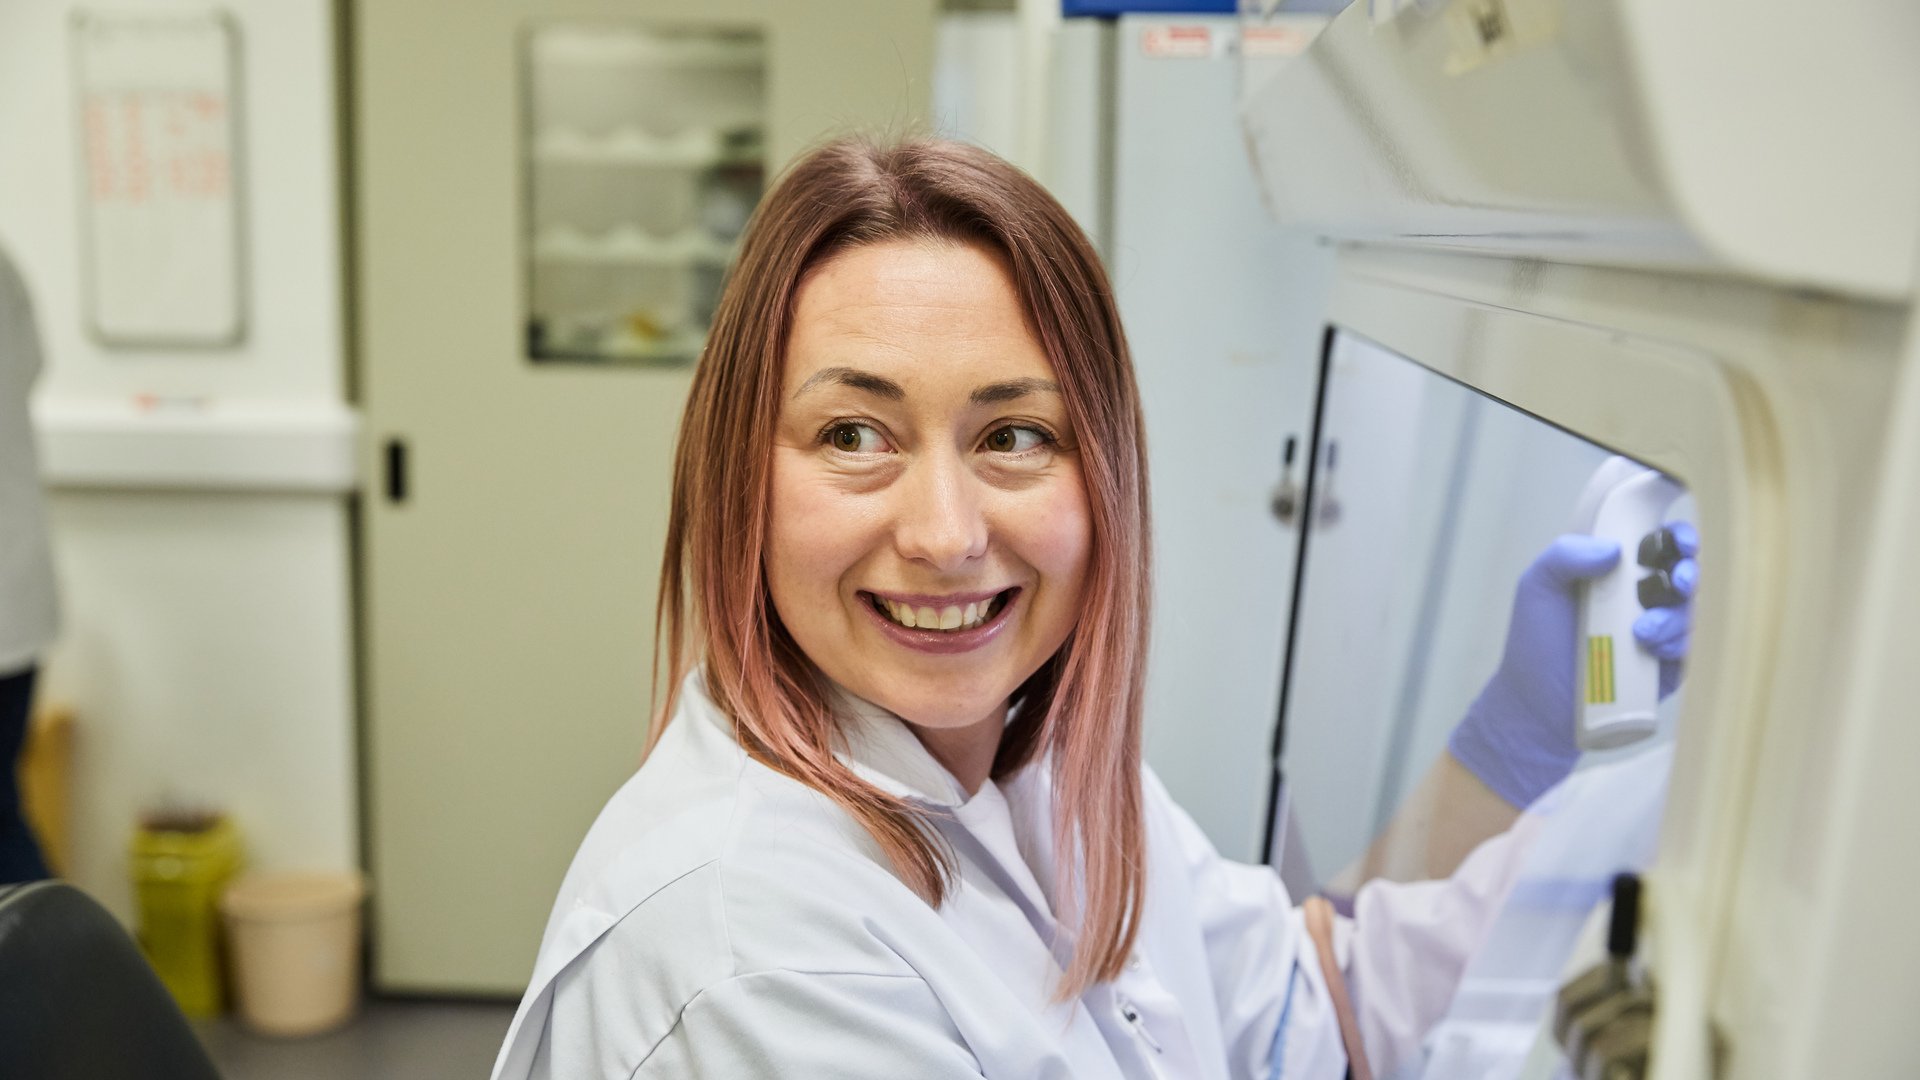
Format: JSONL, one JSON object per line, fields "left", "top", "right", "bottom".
{"left": 384, "top": 438, "right": 408, "bottom": 503}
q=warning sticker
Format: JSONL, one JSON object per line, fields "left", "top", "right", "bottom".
{"left": 1141, "top": 26, "right": 1213, "bottom": 59}
{"left": 1243, "top": 25, "right": 1315, "bottom": 57}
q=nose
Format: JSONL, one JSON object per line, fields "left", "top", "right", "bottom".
{"left": 893, "top": 450, "right": 988, "bottom": 572}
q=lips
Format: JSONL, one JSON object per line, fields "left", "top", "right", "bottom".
{"left": 857, "top": 587, "right": 1020, "bottom": 655}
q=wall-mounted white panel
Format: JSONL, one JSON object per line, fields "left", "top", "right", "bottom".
{"left": 72, "top": 10, "right": 245, "bottom": 347}
{"left": 0, "top": 0, "right": 343, "bottom": 402}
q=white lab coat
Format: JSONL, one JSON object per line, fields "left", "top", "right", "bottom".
{"left": 492, "top": 672, "right": 1546, "bottom": 1080}
{"left": 0, "top": 245, "right": 57, "bottom": 675}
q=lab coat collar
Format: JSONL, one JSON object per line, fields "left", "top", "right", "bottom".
{"left": 829, "top": 682, "right": 973, "bottom": 809}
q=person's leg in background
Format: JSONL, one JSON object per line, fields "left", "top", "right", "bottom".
{"left": 0, "top": 665, "right": 49, "bottom": 882}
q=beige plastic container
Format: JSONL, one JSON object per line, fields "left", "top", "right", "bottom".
{"left": 220, "top": 870, "right": 367, "bottom": 1036}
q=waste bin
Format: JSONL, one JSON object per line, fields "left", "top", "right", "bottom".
{"left": 129, "top": 811, "right": 242, "bottom": 1017}
{"left": 221, "top": 870, "right": 366, "bottom": 1036}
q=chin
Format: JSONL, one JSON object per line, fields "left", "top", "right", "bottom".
{"left": 862, "top": 670, "right": 1015, "bottom": 731}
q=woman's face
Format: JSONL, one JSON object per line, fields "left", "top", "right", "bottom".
{"left": 767, "top": 239, "right": 1091, "bottom": 732}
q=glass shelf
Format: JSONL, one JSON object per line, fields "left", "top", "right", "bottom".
{"left": 524, "top": 23, "right": 765, "bottom": 366}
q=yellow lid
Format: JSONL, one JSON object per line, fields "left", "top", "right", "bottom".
{"left": 130, "top": 815, "right": 242, "bottom": 881}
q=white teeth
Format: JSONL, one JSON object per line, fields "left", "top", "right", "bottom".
{"left": 875, "top": 594, "right": 1005, "bottom": 632}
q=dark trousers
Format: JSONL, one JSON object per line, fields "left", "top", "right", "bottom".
{"left": 0, "top": 666, "right": 49, "bottom": 883}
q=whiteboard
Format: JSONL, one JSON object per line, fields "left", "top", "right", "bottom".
{"left": 73, "top": 10, "right": 245, "bottom": 347}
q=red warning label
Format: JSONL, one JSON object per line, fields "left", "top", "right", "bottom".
{"left": 1141, "top": 26, "right": 1213, "bottom": 58}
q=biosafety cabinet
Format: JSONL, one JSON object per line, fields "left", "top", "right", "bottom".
{"left": 1238, "top": 0, "right": 1920, "bottom": 1076}
{"left": 352, "top": 0, "right": 936, "bottom": 994}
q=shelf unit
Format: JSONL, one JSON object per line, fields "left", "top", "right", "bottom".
{"left": 523, "top": 23, "right": 765, "bottom": 364}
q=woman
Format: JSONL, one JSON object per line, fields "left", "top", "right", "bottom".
{"left": 490, "top": 137, "right": 1677, "bottom": 1080}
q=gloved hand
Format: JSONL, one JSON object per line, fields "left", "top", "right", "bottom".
{"left": 1447, "top": 526, "right": 1699, "bottom": 809}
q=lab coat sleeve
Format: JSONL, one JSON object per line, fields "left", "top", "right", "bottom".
{"left": 1147, "top": 771, "right": 1348, "bottom": 1080}
{"left": 1345, "top": 810, "right": 1546, "bottom": 1079}
{"left": 632, "top": 970, "right": 986, "bottom": 1079}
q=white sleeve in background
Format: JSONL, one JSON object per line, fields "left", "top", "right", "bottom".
{"left": 0, "top": 245, "right": 58, "bottom": 674}
{"left": 1345, "top": 812, "right": 1548, "bottom": 1079}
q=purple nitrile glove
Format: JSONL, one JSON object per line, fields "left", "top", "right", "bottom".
{"left": 1447, "top": 535, "right": 1620, "bottom": 809}
{"left": 1449, "top": 528, "right": 1700, "bottom": 808}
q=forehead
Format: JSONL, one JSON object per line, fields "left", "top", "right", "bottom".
{"left": 784, "top": 239, "right": 1054, "bottom": 388}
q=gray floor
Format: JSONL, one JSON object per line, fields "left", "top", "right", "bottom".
{"left": 196, "top": 998, "right": 517, "bottom": 1080}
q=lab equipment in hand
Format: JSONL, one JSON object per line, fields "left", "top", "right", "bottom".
{"left": 1449, "top": 508, "right": 1698, "bottom": 808}
{"left": 1447, "top": 534, "right": 1622, "bottom": 809}
{"left": 1569, "top": 459, "right": 1686, "bottom": 751}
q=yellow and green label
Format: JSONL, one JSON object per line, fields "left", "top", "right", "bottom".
{"left": 1586, "top": 635, "right": 1616, "bottom": 704}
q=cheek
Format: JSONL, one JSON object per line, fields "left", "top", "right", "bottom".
{"left": 1007, "top": 470, "right": 1093, "bottom": 602}
{"left": 766, "top": 452, "right": 882, "bottom": 619}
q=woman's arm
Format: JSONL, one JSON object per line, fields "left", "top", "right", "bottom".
{"left": 1340, "top": 811, "right": 1545, "bottom": 1079}
{"left": 1148, "top": 770, "right": 1350, "bottom": 1080}
{"left": 1324, "top": 751, "right": 1520, "bottom": 894}
{"left": 1163, "top": 759, "right": 1544, "bottom": 1080}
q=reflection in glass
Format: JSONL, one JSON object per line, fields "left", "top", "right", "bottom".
{"left": 1269, "top": 330, "right": 1695, "bottom": 1072}
{"left": 524, "top": 24, "right": 765, "bottom": 365}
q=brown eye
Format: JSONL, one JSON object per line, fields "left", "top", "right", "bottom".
{"left": 986, "top": 425, "right": 1046, "bottom": 454}
{"left": 828, "top": 423, "right": 881, "bottom": 452}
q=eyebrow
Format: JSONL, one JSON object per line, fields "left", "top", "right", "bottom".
{"left": 794, "top": 366, "right": 906, "bottom": 400}
{"left": 794, "top": 368, "right": 1061, "bottom": 405}
{"left": 970, "top": 378, "right": 1059, "bottom": 405}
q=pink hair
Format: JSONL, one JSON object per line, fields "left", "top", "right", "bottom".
{"left": 651, "top": 136, "right": 1150, "bottom": 998}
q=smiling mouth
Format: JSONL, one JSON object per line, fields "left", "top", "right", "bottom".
{"left": 866, "top": 589, "right": 1015, "bottom": 632}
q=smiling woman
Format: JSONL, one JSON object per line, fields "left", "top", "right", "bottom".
{"left": 490, "top": 138, "right": 1572, "bottom": 1080}
{"left": 660, "top": 141, "right": 1149, "bottom": 993}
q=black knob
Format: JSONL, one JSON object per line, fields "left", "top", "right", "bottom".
{"left": 1607, "top": 873, "right": 1641, "bottom": 960}
{"left": 1637, "top": 527, "right": 1683, "bottom": 571}
{"left": 1637, "top": 570, "right": 1686, "bottom": 609}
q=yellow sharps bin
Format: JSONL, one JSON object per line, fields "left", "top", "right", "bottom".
{"left": 129, "top": 812, "right": 242, "bottom": 1017}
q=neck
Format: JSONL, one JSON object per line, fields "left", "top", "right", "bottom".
{"left": 907, "top": 705, "right": 1007, "bottom": 797}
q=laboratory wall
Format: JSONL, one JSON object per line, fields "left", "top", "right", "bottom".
{"left": 1105, "top": 15, "right": 1333, "bottom": 862}
{"left": 0, "top": 0, "right": 355, "bottom": 922}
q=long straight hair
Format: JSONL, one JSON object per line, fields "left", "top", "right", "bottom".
{"left": 651, "top": 136, "right": 1151, "bottom": 998}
